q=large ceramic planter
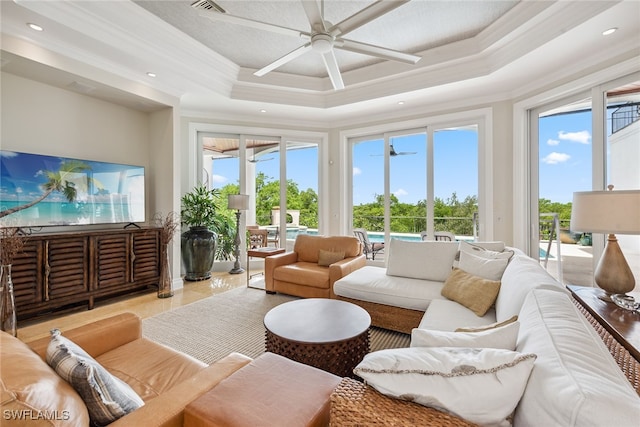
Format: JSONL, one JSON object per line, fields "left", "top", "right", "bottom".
{"left": 181, "top": 226, "right": 217, "bottom": 281}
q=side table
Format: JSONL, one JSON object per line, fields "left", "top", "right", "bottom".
{"left": 246, "top": 247, "right": 285, "bottom": 289}
{"left": 567, "top": 285, "right": 640, "bottom": 362}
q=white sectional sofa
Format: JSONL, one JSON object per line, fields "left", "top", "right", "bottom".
{"left": 333, "top": 239, "right": 640, "bottom": 426}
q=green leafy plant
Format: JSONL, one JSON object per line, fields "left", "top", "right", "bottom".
{"left": 180, "top": 185, "right": 221, "bottom": 229}
{"left": 180, "top": 185, "right": 235, "bottom": 261}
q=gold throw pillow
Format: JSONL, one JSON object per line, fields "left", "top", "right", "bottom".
{"left": 441, "top": 268, "right": 501, "bottom": 317}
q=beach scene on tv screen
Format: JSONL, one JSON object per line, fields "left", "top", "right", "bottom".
{"left": 0, "top": 150, "right": 145, "bottom": 227}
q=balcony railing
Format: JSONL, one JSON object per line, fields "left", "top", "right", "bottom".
{"left": 611, "top": 103, "right": 640, "bottom": 134}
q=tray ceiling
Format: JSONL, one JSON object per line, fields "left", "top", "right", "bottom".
{"left": 134, "top": 0, "right": 518, "bottom": 78}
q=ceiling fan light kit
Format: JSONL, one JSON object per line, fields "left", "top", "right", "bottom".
{"left": 193, "top": 0, "right": 421, "bottom": 91}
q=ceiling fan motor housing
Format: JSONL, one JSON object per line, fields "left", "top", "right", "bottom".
{"left": 311, "top": 33, "right": 334, "bottom": 53}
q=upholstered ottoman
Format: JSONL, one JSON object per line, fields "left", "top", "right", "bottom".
{"left": 183, "top": 352, "right": 341, "bottom": 427}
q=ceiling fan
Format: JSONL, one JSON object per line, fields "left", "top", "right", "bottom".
{"left": 192, "top": 0, "right": 421, "bottom": 90}
{"left": 248, "top": 155, "right": 274, "bottom": 163}
{"left": 371, "top": 144, "right": 417, "bottom": 156}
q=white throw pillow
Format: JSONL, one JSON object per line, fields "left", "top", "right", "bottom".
{"left": 386, "top": 239, "right": 458, "bottom": 282}
{"left": 454, "top": 241, "right": 512, "bottom": 269}
{"left": 354, "top": 347, "right": 536, "bottom": 426}
{"left": 458, "top": 250, "right": 509, "bottom": 281}
{"left": 410, "top": 321, "right": 520, "bottom": 350}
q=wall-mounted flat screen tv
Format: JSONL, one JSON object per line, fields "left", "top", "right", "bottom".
{"left": 0, "top": 150, "right": 145, "bottom": 228}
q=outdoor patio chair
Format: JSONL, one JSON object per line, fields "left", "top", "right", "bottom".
{"left": 353, "top": 228, "right": 384, "bottom": 260}
{"left": 420, "top": 231, "right": 456, "bottom": 241}
{"left": 267, "top": 226, "right": 279, "bottom": 248}
{"left": 248, "top": 228, "right": 268, "bottom": 249}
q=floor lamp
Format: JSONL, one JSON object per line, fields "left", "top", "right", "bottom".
{"left": 571, "top": 186, "right": 640, "bottom": 301}
{"left": 228, "top": 194, "right": 249, "bottom": 274}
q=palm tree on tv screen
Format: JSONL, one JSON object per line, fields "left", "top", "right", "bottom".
{"left": 0, "top": 160, "right": 93, "bottom": 219}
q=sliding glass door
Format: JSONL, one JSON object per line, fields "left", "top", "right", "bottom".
{"left": 350, "top": 124, "right": 478, "bottom": 259}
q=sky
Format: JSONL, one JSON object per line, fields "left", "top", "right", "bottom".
{"left": 538, "top": 110, "right": 593, "bottom": 203}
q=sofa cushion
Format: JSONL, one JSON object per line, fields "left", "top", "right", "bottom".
{"left": 1, "top": 331, "right": 90, "bottom": 427}
{"left": 294, "top": 234, "right": 360, "bottom": 263}
{"left": 495, "top": 254, "right": 565, "bottom": 322}
{"left": 317, "top": 249, "right": 345, "bottom": 266}
{"left": 441, "top": 268, "right": 501, "bottom": 316}
{"left": 515, "top": 289, "right": 640, "bottom": 427}
{"left": 334, "top": 266, "right": 444, "bottom": 311}
{"left": 95, "top": 337, "right": 207, "bottom": 401}
{"left": 410, "top": 321, "right": 520, "bottom": 350}
{"left": 46, "top": 329, "right": 144, "bottom": 426}
{"left": 274, "top": 262, "right": 330, "bottom": 289}
{"left": 354, "top": 347, "right": 536, "bottom": 426}
{"left": 386, "top": 240, "right": 459, "bottom": 282}
{"left": 458, "top": 250, "right": 509, "bottom": 281}
{"left": 418, "top": 299, "right": 497, "bottom": 331}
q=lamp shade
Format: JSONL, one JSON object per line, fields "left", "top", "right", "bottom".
{"left": 228, "top": 194, "right": 249, "bottom": 210}
{"left": 571, "top": 190, "right": 640, "bottom": 234}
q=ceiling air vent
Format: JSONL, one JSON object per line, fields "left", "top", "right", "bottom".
{"left": 190, "top": 0, "right": 225, "bottom": 13}
{"left": 67, "top": 81, "right": 96, "bottom": 94}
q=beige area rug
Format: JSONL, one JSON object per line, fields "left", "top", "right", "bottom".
{"left": 143, "top": 286, "right": 410, "bottom": 365}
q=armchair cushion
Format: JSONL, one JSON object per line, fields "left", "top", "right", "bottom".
{"left": 294, "top": 234, "right": 361, "bottom": 263}
{"left": 274, "top": 262, "right": 330, "bottom": 289}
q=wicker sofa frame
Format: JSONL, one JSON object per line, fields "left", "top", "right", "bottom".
{"left": 335, "top": 296, "right": 422, "bottom": 335}
{"left": 329, "top": 296, "right": 640, "bottom": 426}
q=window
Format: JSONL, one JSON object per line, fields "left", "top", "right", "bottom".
{"left": 193, "top": 125, "right": 325, "bottom": 262}
{"left": 349, "top": 121, "right": 480, "bottom": 259}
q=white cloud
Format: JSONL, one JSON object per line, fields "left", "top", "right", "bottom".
{"left": 211, "top": 174, "right": 228, "bottom": 185}
{"left": 558, "top": 130, "right": 590, "bottom": 144}
{"left": 394, "top": 188, "right": 408, "bottom": 197}
{"left": 547, "top": 138, "right": 560, "bottom": 146}
{"left": 353, "top": 167, "right": 362, "bottom": 176}
{"left": 542, "top": 152, "right": 571, "bottom": 165}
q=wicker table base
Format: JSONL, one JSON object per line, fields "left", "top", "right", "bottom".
{"left": 266, "top": 328, "right": 369, "bottom": 378}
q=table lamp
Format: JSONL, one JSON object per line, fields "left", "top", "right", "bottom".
{"left": 570, "top": 186, "right": 640, "bottom": 301}
{"left": 228, "top": 194, "right": 249, "bottom": 274}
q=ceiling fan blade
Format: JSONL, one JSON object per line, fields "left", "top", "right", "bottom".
{"left": 254, "top": 43, "right": 313, "bottom": 77}
{"left": 321, "top": 50, "right": 344, "bottom": 90}
{"left": 337, "top": 39, "right": 420, "bottom": 64}
{"left": 328, "top": 0, "right": 410, "bottom": 37}
{"left": 301, "top": 0, "right": 326, "bottom": 32}
{"left": 397, "top": 151, "right": 417, "bottom": 155}
{"left": 197, "top": 9, "right": 308, "bottom": 39}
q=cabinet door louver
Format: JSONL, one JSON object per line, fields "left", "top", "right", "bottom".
{"left": 11, "top": 241, "right": 42, "bottom": 306}
{"left": 46, "top": 237, "right": 89, "bottom": 300}
{"left": 133, "top": 232, "right": 160, "bottom": 281}
{"left": 96, "top": 235, "right": 129, "bottom": 288}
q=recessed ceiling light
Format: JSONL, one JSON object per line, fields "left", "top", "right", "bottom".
{"left": 260, "top": 109, "right": 267, "bottom": 113}
{"left": 27, "top": 23, "right": 43, "bottom": 31}
{"left": 146, "top": 72, "right": 157, "bottom": 78}
{"left": 602, "top": 27, "right": 617, "bottom": 36}
{"left": 397, "top": 101, "right": 405, "bottom": 105}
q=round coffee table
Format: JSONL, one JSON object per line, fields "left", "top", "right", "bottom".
{"left": 264, "top": 298, "right": 371, "bottom": 378}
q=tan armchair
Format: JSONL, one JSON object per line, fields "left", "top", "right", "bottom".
{"left": 265, "top": 234, "right": 366, "bottom": 299}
